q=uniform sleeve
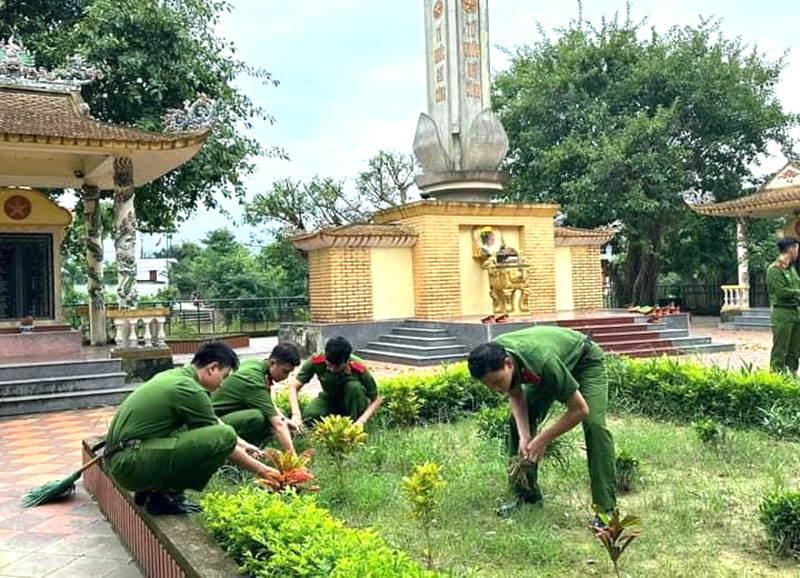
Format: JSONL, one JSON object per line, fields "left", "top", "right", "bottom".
{"left": 360, "top": 368, "right": 379, "bottom": 401}
{"left": 296, "top": 360, "right": 317, "bottom": 384}
{"left": 243, "top": 383, "right": 278, "bottom": 420}
{"left": 767, "top": 266, "right": 800, "bottom": 301}
{"left": 542, "top": 356, "right": 580, "bottom": 404}
{"left": 175, "top": 382, "right": 218, "bottom": 429}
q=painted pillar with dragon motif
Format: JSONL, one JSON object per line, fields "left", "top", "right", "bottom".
{"left": 113, "top": 156, "right": 139, "bottom": 309}
{"left": 83, "top": 186, "right": 107, "bottom": 345}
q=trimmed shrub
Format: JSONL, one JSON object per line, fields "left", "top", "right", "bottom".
{"left": 202, "top": 487, "right": 437, "bottom": 577}
{"left": 607, "top": 356, "right": 800, "bottom": 433}
{"left": 693, "top": 419, "right": 726, "bottom": 446}
{"left": 759, "top": 488, "right": 800, "bottom": 556}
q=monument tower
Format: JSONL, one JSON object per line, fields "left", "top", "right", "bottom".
{"left": 413, "top": 0, "right": 508, "bottom": 202}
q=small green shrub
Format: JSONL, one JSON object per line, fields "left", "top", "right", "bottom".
{"left": 273, "top": 390, "right": 310, "bottom": 417}
{"left": 401, "top": 461, "right": 446, "bottom": 570}
{"left": 476, "top": 406, "right": 509, "bottom": 443}
{"left": 202, "top": 487, "right": 437, "bottom": 577}
{"left": 759, "top": 487, "right": 800, "bottom": 556}
{"left": 615, "top": 450, "right": 641, "bottom": 494}
{"left": 759, "top": 403, "right": 800, "bottom": 440}
{"left": 386, "top": 382, "right": 423, "bottom": 427}
{"left": 693, "top": 419, "right": 726, "bottom": 446}
{"left": 312, "top": 415, "right": 367, "bottom": 491}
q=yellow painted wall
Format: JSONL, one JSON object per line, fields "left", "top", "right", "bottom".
{"left": 459, "top": 226, "right": 522, "bottom": 316}
{"left": 0, "top": 189, "right": 72, "bottom": 227}
{"left": 554, "top": 247, "right": 575, "bottom": 311}
{"left": 370, "top": 247, "right": 415, "bottom": 320}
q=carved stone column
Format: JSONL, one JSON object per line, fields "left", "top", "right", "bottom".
{"left": 113, "top": 156, "right": 139, "bottom": 309}
{"left": 83, "top": 186, "right": 107, "bottom": 346}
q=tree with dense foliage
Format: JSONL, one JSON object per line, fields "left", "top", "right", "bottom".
{"left": 1, "top": 0, "right": 283, "bottom": 230}
{"left": 493, "top": 6, "right": 797, "bottom": 304}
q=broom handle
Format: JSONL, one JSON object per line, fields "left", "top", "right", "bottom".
{"left": 76, "top": 454, "right": 104, "bottom": 475}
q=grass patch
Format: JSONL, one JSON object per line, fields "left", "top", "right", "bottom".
{"left": 202, "top": 414, "right": 800, "bottom": 576}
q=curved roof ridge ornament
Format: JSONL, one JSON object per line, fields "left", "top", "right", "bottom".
{"left": 162, "top": 93, "right": 216, "bottom": 133}
{"left": 781, "top": 142, "right": 800, "bottom": 165}
{"left": 0, "top": 37, "right": 102, "bottom": 92}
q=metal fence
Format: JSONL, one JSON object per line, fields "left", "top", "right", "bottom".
{"left": 64, "top": 296, "right": 309, "bottom": 337}
{"left": 604, "top": 282, "right": 769, "bottom": 314}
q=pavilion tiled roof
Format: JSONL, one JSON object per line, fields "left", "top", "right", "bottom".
{"left": 0, "top": 87, "right": 209, "bottom": 149}
{"left": 690, "top": 187, "right": 800, "bottom": 217}
{"left": 290, "top": 223, "right": 419, "bottom": 251}
{"left": 554, "top": 226, "right": 617, "bottom": 246}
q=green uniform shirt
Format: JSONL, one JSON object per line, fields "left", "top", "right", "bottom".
{"left": 296, "top": 354, "right": 379, "bottom": 400}
{"left": 106, "top": 364, "right": 217, "bottom": 448}
{"left": 211, "top": 359, "right": 278, "bottom": 420}
{"left": 766, "top": 260, "right": 800, "bottom": 309}
{"left": 495, "top": 326, "right": 587, "bottom": 403}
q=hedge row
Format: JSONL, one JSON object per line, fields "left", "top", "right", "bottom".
{"left": 202, "top": 488, "right": 437, "bottom": 577}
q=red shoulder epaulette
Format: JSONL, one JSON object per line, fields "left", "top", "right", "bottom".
{"left": 520, "top": 368, "right": 541, "bottom": 385}
{"left": 349, "top": 361, "right": 366, "bottom": 374}
{"left": 311, "top": 354, "right": 326, "bottom": 364}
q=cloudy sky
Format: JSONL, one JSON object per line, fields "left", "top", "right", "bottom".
{"left": 161, "top": 0, "right": 800, "bottom": 250}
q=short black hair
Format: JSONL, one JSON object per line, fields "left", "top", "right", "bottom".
{"left": 270, "top": 342, "right": 301, "bottom": 367}
{"left": 777, "top": 237, "right": 799, "bottom": 253}
{"left": 468, "top": 342, "right": 510, "bottom": 379}
{"left": 325, "top": 336, "right": 352, "bottom": 366}
{"left": 192, "top": 341, "right": 240, "bottom": 371}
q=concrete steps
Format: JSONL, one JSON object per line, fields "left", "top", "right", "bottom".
{"left": 730, "top": 308, "right": 770, "bottom": 330}
{"left": 0, "top": 358, "right": 135, "bottom": 417}
{"left": 356, "top": 321, "right": 468, "bottom": 366}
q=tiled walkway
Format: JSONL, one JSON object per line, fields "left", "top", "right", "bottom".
{"left": 0, "top": 409, "right": 141, "bottom": 578}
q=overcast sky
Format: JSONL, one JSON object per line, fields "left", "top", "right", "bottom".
{"left": 157, "top": 0, "right": 799, "bottom": 250}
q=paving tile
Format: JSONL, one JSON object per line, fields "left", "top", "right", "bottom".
{"left": 0, "top": 551, "right": 75, "bottom": 577}
{"left": 79, "top": 520, "right": 116, "bottom": 538}
{"left": 24, "top": 504, "right": 77, "bottom": 520}
{"left": 45, "top": 556, "right": 129, "bottom": 578}
{"left": 28, "top": 515, "right": 94, "bottom": 535}
{"left": 0, "top": 515, "right": 48, "bottom": 532}
{"left": 0, "top": 532, "right": 62, "bottom": 553}
{"left": 12, "top": 465, "right": 65, "bottom": 476}
{"left": 0, "top": 552, "right": 27, "bottom": 568}
{"left": 106, "top": 561, "right": 143, "bottom": 578}
{"left": 42, "top": 535, "right": 130, "bottom": 560}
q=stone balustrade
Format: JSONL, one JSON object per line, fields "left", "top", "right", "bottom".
{"left": 74, "top": 306, "right": 169, "bottom": 349}
{"left": 721, "top": 284, "right": 750, "bottom": 312}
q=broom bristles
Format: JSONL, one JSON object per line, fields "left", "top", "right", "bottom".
{"left": 21, "top": 470, "right": 81, "bottom": 507}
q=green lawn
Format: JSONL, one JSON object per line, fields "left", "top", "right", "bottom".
{"left": 204, "top": 414, "right": 800, "bottom": 577}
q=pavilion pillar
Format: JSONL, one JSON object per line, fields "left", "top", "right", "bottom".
{"left": 736, "top": 219, "right": 749, "bottom": 287}
{"left": 83, "top": 186, "right": 107, "bottom": 346}
{"left": 113, "top": 156, "right": 139, "bottom": 309}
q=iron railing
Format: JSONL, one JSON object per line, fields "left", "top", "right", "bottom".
{"left": 604, "top": 282, "right": 769, "bottom": 314}
{"left": 64, "top": 296, "right": 309, "bottom": 337}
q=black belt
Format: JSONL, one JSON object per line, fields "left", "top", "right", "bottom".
{"left": 90, "top": 439, "right": 138, "bottom": 460}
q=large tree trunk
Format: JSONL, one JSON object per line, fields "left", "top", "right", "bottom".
{"left": 625, "top": 227, "right": 662, "bottom": 306}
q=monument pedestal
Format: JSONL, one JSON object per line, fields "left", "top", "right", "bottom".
{"left": 416, "top": 170, "right": 506, "bottom": 202}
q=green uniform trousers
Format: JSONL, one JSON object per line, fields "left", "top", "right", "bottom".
{"left": 220, "top": 409, "right": 271, "bottom": 446}
{"left": 107, "top": 424, "right": 237, "bottom": 494}
{"left": 508, "top": 344, "right": 617, "bottom": 511}
{"left": 303, "top": 379, "right": 368, "bottom": 424}
{"left": 770, "top": 307, "right": 800, "bottom": 373}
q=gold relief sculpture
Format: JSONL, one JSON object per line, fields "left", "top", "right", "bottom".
{"left": 473, "top": 226, "right": 530, "bottom": 315}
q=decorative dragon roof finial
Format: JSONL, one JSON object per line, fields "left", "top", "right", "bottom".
{"left": 0, "top": 37, "right": 102, "bottom": 92}
{"left": 162, "top": 93, "right": 216, "bottom": 133}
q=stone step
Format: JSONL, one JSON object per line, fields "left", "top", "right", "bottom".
{"left": 364, "top": 341, "right": 467, "bottom": 356}
{"left": 601, "top": 336, "right": 711, "bottom": 353}
{"left": 0, "top": 373, "right": 127, "bottom": 397}
{"left": 401, "top": 320, "right": 453, "bottom": 329}
{"left": 614, "top": 342, "right": 736, "bottom": 358}
{"left": 557, "top": 316, "right": 640, "bottom": 328}
{"left": 0, "top": 387, "right": 137, "bottom": 417}
{"left": 392, "top": 327, "right": 451, "bottom": 337}
{"left": 355, "top": 348, "right": 467, "bottom": 367}
{"left": 591, "top": 329, "right": 689, "bottom": 342}
{"left": 563, "top": 322, "right": 665, "bottom": 335}
{"left": 0, "top": 359, "right": 124, "bottom": 382}
{"left": 381, "top": 334, "right": 460, "bottom": 346}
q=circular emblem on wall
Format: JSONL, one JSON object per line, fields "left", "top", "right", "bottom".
{"left": 433, "top": 0, "right": 444, "bottom": 19}
{"left": 462, "top": 0, "right": 478, "bottom": 14}
{"left": 4, "top": 195, "right": 32, "bottom": 221}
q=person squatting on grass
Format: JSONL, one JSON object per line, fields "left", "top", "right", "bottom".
{"left": 212, "top": 342, "right": 303, "bottom": 451}
{"left": 105, "top": 342, "right": 279, "bottom": 515}
{"left": 287, "top": 336, "right": 382, "bottom": 431}
{"left": 468, "top": 326, "right": 617, "bottom": 523}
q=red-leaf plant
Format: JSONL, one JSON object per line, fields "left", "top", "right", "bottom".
{"left": 255, "top": 448, "right": 320, "bottom": 494}
{"left": 591, "top": 506, "right": 641, "bottom": 578}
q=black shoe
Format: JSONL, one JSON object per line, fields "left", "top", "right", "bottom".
{"left": 134, "top": 491, "right": 151, "bottom": 507}
{"left": 591, "top": 515, "right": 608, "bottom": 532}
{"left": 496, "top": 495, "right": 542, "bottom": 517}
{"left": 144, "top": 492, "right": 192, "bottom": 516}
{"left": 166, "top": 493, "right": 202, "bottom": 513}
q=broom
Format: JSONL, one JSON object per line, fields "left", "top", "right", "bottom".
{"left": 21, "top": 453, "right": 103, "bottom": 507}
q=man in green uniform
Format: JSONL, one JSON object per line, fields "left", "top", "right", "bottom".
{"left": 288, "top": 336, "right": 382, "bottom": 430}
{"left": 766, "top": 237, "right": 800, "bottom": 373}
{"left": 212, "top": 343, "right": 302, "bottom": 451}
{"left": 105, "top": 342, "right": 278, "bottom": 515}
{"left": 468, "top": 326, "right": 616, "bottom": 522}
